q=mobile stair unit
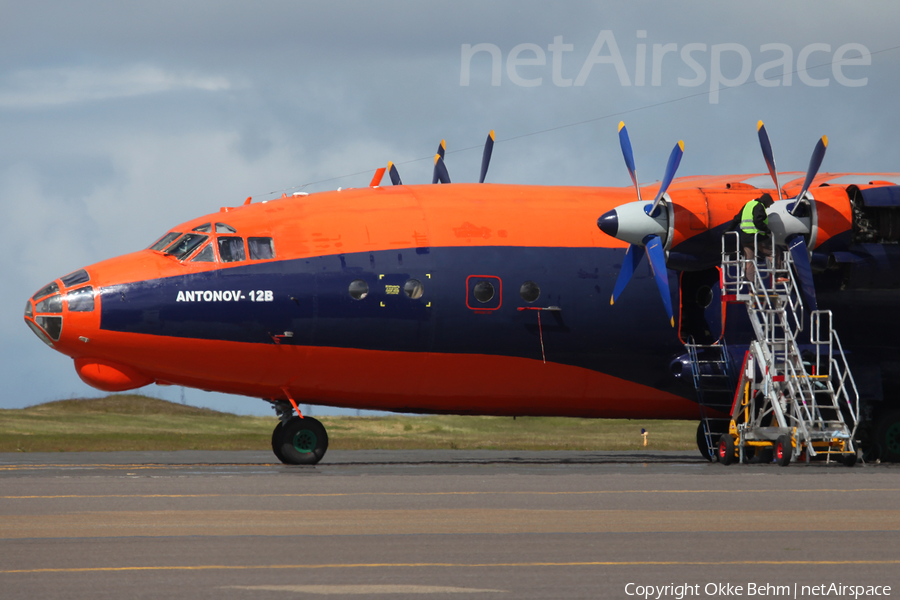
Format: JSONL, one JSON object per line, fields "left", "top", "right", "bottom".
{"left": 714, "top": 232, "right": 861, "bottom": 466}
{"left": 685, "top": 340, "right": 735, "bottom": 461}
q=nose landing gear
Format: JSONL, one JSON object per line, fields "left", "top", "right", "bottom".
{"left": 271, "top": 416, "right": 329, "bottom": 465}
{"left": 269, "top": 400, "right": 329, "bottom": 465}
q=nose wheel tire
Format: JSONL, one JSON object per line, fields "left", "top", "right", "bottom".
{"left": 277, "top": 416, "right": 329, "bottom": 465}
{"left": 271, "top": 421, "right": 287, "bottom": 464}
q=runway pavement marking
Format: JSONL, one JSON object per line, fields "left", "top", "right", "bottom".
{"left": 224, "top": 584, "right": 505, "bottom": 594}
{"left": 0, "top": 463, "right": 281, "bottom": 472}
{"left": 3, "top": 560, "right": 900, "bottom": 575}
{"left": 2, "top": 509, "right": 898, "bottom": 538}
{"left": 4, "top": 488, "right": 900, "bottom": 500}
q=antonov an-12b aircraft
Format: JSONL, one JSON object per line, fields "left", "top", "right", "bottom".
{"left": 24, "top": 123, "right": 900, "bottom": 465}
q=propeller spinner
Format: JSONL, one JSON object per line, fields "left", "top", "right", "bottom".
{"left": 597, "top": 122, "right": 684, "bottom": 327}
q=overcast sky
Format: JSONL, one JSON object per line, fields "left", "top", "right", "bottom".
{"left": 3, "top": 1, "right": 898, "bottom": 415}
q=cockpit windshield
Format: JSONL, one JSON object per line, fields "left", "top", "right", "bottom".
{"left": 149, "top": 232, "right": 182, "bottom": 252}
{"left": 164, "top": 234, "right": 209, "bottom": 260}
{"left": 146, "top": 223, "right": 274, "bottom": 264}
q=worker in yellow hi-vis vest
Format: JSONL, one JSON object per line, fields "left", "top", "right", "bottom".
{"left": 735, "top": 192, "right": 775, "bottom": 284}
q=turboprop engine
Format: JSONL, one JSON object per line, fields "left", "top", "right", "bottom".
{"left": 597, "top": 120, "right": 827, "bottom": 319}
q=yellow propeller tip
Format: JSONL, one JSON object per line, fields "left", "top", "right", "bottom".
{"left": 618, "top": 121, "right": 626, "bottom": 132}
{"left": 440, "top": 140, "right": 446, "bottom": 150}
{"left": 670, "top": 317, "right": 675, "bottom": 327}
{"left": 678, "top": 140, "right": 684, "bottom": 151}
{"left": 387, "top": 161, "right": 394, "bottom": 168}
{"left": 822, "top": 135, "right": 828, "bottom": 147}
{"left": 610, "top": 296, "right": 615, "bottom": 306}
{"left": 434, "top": 154, "right": 441, "bottom": 165}
{"left": 489, "top": 129, "right": 495, "bottom": 140}
{"left": 757, "top": 120, "right": 764, "bottom": 130}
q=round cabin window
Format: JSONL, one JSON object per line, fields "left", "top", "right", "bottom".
{"left": 519, "top": 281, "right": 540, "bottom": 303}
{"left": 404, "top": 279, "right": 424, "bottom": 299}
{"left": 349, "top": 279, "right": 369, "bottom": 300}
{"left": 473, "top": 281, "right": 495, "bottom": 303}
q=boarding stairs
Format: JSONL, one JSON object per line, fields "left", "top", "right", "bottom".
{"left": 716, "top": 232, "right": 861, "bottom": 465}
{"left": 685, "top": 339, "right": 735, "bottom": 460}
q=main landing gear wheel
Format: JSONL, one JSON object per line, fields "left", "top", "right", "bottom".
{"left": 717, "top": 434, "right": 736, "bottom": 465}
{"left": 875, "top": 410, "right": 900, "bottom": 463}
{"left": 775, "top": 435, "right": 792, "bottom": 467}
{"left": 696, "top": 423, "right": 714, "bottom": 461}
{"left": 276, "top": 416, "right": 329, "bottom": 465}
{"left": 697, "top": 422, "right": 727, "bottom": 461}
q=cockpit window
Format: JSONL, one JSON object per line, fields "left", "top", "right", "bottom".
{"left": 32, "top": 281, "right": 59, "bottom": 301}
{"left": 192, "top": 223, "right": 212, "bottom": 233}
{"left": 190, "top": 244, "right": 216, "bottom": 263}
{"left": 248, "top": 237, "right": 275, "bottom": 260}
{"left": 35, "top": 294, "right": 62, "bottom": 314}
{"left": 35, "top": 316, "right": 62, "bottom": 342}
{"left": 66, "top": 287, "right": 95, "bottom": 312}
{"left": 149, "top": 232, "right": 182, "bottom": 252}
{"left": 165, "top": 234, "right": 209, "bottom": 260}
{"left": 215, "top": 223, "right": 237, "bottom": 234}
{"left": 218, "top": 236, "right": 246, "bottom": 262}
{"left": 61, "top": 269, "right": 90, "bottom": 287}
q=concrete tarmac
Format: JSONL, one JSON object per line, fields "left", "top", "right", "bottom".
{"left": 1, "top": 450, "right": 898, "bottom": 599}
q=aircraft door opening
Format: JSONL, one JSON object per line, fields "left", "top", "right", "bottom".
{"left": 678, "top": 268, "right": 723, "bottom": 345}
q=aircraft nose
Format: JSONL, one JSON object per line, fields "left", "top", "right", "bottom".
{"left": 25, "top": 281, "right": 63, "bottom": 346}
{"left": 24, "top": 269, "right": 94, "bottom": 347}
{"left": 597, "top": 209, "right": 619, "bottom": 237}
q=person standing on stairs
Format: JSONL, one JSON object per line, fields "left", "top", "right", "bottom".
{"left": 735, "top": 192, "right": 781, "bottom": 285}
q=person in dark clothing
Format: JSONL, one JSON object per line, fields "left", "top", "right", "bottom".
{"left": 736, "top": 192, "right": 775, "bottom": 284}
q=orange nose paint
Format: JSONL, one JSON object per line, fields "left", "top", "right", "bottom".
{"left": 74, "top": 357, "right": 153, "bottom": 392}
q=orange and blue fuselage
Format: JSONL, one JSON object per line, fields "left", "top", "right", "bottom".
{"left": 22, "top": 175, "right": 895, "bottom": 419}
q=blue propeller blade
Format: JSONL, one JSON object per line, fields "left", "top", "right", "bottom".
{"left": 644, "top": 235, "right": 675, "bottom": 327}
{"left": 648, "top": 140, "right": 684, "bottom": 217}
{"left": 610, "top": 243, "right": 645, "bottom": 306}
{"left": 618, "top": 122, "right": 642, "bottom": 203}
{"left": 479, "top": 130, "right": 494, "bottom": 183}
{"left": 388, "top": 161, "right": 402, "bottom": 185}
{"left": 788, "top": 236, "right": 818, "bottom": 311}
{"left": 792, "top": 135, "right": 828, "bottom": 214}
{"left": 432, "top": 154, "right": 450, "bottom": 184}
{"left": 757, "top": 121, "right": 781, "bottom": 200}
